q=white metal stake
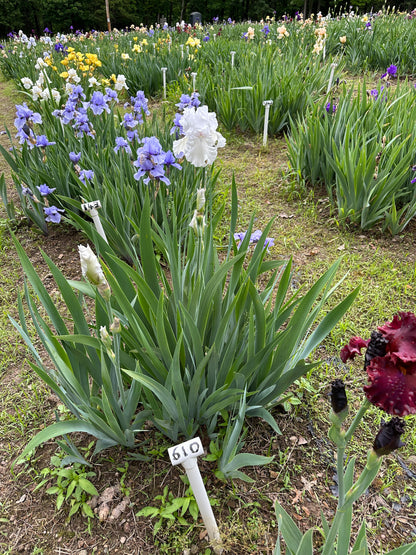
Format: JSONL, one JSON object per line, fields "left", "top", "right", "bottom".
{"left": 161, "top": 67, "right": 168, "bottom": 99}
{"left": 326, "top": 62, "right": 338, "bottom": 94}
{"left": 153, "top": 43, "right": 156, "bottom": 54}
{"left": 81, "top": 200, "right": 108, "bottom": 243}
{"left": 186, "top": 45, "right": 189, "bottom": 56}
{"left": 262, "top": 100, "right": 273, "bottom": 147}
{"left": 180, "top": 44, "right": 184, "bottom": 58}
{"left": 191, "top": 72, "right": 197, "bottom": 92}
{"left": 168, "top": 438, "right": 223, "bottom": 554}
{"left": 213, "top": 34, "right": 216, "bottom": 40}
{"left": 230, "top": 51, "right": 236, "bottom": 68}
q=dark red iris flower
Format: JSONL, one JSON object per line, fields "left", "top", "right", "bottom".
{"left": 340, "top": 312, "right": 416, "bottom": 416}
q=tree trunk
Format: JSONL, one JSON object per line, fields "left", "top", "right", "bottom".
{"left": 105, "top": 0, "right": 111, "bottom": 32}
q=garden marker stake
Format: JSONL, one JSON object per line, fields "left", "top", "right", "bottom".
{"left": 230, "top": 51, "right": 236, "bottom": 68}
{"left": 81, "top": 200, "right": 108, "bottom": 243}
{"left": 327, "top": 62, "right": 338, "bottom": 94}
{"left": 191, "top": 72, "right": 197, "bottom": 92}
{"left": 161, "top": 67, "right": 167, "bottom": 99}
{"left": 153, "top": 43, "right": 156, "bottom": 54}
{"left": 262, "top": 100, "right": 273, "bottom": 146}
{"left": 168, "top": 438, "right": 223, "bottom": 554}
{"left": 180, "top": 44, "right": 184, "bottom": 58}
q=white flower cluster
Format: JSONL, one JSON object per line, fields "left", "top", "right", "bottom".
{"left": 173, "top": 105, "right": 226, "bottom": 168}
{"left": 21, "top": 71, "right": 61, "bottom": 103}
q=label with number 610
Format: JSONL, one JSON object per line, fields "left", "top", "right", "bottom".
{"left": 168, "top": 437, "right": 204, "bottom": 466}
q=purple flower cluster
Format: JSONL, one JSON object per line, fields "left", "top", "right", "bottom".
{"left": 53, "top": 86, "right": 95, "bottom": 138}
{"left": 85, "top": 91, "right": 111, "bottom": 116}
{"left": 262, "top": 24, "right": 270, "bottom": 37}
{"left": 114, "top": 136, "right": 132, "bottom": 154}
{"left": 325, "top": 102, "right": 337, "bottom": 113}
{"left": 381, "top": 64, "right": 397, "bottom": 79}
{"left": 133, "top": 136, "right": 181, "bottom": 186}
{"left": 21, "top": 181, "right": 64, "bottom": 224}
{"left": 170, "top": 92, "right": 201, "bottom": 136}
{"left": 234, "top": 230, "right": 275, "bottom": 251}
{"left": 126, "top": 90, "right": 150, "bottom": 124}
{"left": 14, "top": 103, "right": 42, "bottom": 147}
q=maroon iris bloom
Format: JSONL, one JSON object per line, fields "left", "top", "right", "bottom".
{"left": 340, "top": 312, "right": 416, "bottom": 416}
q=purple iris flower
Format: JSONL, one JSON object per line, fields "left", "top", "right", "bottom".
{"left": 122, "top": 112, "right": 138, "bottom": 129}
{"left": 44, "top": 27, "right": 51, "bottom": 34}
{"left": 86, "top": 91, "right": 110, "bottom": 115}
{"left": 164, "top": 150, "right": 181, "bottom": 170}
{"left": 54, "top": 42, "right": 65, "bottom": 52}
{"left": 127, "top": 129, "right": 139, "bottom": 142}
{"left": 213, "top": 17, "right": 219, "bottom": 23}
{"left": 387, "top": 64, "right": 397, "bottom": 76}
{"left": 129, "top": 90, "right": 150, "bottom": 122}
{"left": 176, "top": 94, "right": 191, "bottom": 111}
{"left": 234, "top": 230, "right": 275, "bottom": 250}
{"left": 44, "top": 205, "right": 64, "bottom": 223}
{"left": 79, "top": 169, "right": 94, "bottom": 184}
{"left": 14, "top": 103, "right": 42, "bottom": 130}
{"left": 133, "top": 136, "right": 170, "bottom": 185}
{"left": 21, "top": 185, "right": 34, "bottom": 197}
{"left": 264, "top": 237, "right": 275, "bottom": 250}
{"left": 411, "top": 166, "right": 416, "bottom": 184}
{"left": 325, "top": 102, "right": 336, "bottom": 113}
{"left": 104, "top": 87, "right": 118, "bottom": 102}
{"left": 69, "top": 85, "right": 86, "bottom": 102}
{"left": 16, "top": 127, "right": 35, "bottom": 148}
{"left": 203, "top": 34, "right": 210, "bottom": 42}
{"left": 114, "top": 136, "right": 132, "bottom": 154}
{"left": 69, "top": 151, "right": 82, "bottom": 163}
{"left": 365, "top": 21, "right": 372, "bottom": 29}
{"left": 37, "top": 184, "right": 56, "bottom": 196}
{"left": 36, "top": 135, "right": 56, "bottom": 147}
{"left": 73, "top": 109, "right": 94, "bottom": 137}
{"left": 262, "top": 24, "right": 270, "bottom": 37}
{"left": 170, "top": 113, "right": 184, "bottom": 136}
{"left": 227, "top": 18, "right": 233, "bottom": 24}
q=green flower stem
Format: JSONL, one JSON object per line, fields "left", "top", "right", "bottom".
{"left": 344, "top": 449, "right": 382, "bottom": 506}
{"left": 337, "top": 444, "right": 346, "bottom": 507}
{"left": 322, "top": 451, "right": 382, "bottom": 555}
{"left": 344, "top": 398, "right": 371, "bottom": 443}
{"left": 105, "top": 300, "right": 126, "bottom": 407}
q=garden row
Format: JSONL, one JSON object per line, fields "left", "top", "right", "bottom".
{"left": 1, "top": 13, "right": 416, "bottom": 553}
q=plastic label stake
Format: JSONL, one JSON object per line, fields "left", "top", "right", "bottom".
{"left": 230, "top": 51, "right": 236, "bottom": 68}
{"left": 168, "top": 438, "right": 223, "bottom": 553}
{"left": 262, "top": 100, "right": 273, "bottom": 147}
{"left": 161, "top": 67, "right": 168, "bottom": 99}
{"left": 81, "top": 200, "right": 108, "bottom": 243}
{"left": 191, "top": 72, "right": 197, "bottom": 92}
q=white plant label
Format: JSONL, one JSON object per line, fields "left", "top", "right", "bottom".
{"left": 168, "top": 437, "right": 203, "bottom": 466}
{"left": 81, "top": 200, "right": 101, "bottom": 211}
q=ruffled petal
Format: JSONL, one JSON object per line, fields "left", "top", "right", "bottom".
{"left": 378, "top": 312, "right": 416, "bottom": 362}
{"left": 364, "top": 354, "right": 416, "bottom": 416}
{"left": 340, "top": 336, "right": 370, "bottom": 363}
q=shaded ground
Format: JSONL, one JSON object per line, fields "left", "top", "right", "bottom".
{"left": 0, "top": 78, "right": 416, "bottom": 554}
